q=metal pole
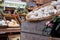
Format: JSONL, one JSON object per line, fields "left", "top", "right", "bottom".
{"left": 4, "top": 0, "right": 5, "bottom": 10}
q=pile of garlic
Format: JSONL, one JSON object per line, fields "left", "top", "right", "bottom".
{"left": 26, "top": 0, "right": 60, "bottom": 21}
{"left": 51, "top": 0, "right": 60, "bottom": 11}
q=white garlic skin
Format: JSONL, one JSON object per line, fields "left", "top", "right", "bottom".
{"left": 51, "top": 1, "right": 58, "bottom": 6}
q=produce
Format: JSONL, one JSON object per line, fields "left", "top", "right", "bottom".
{"left": 12, "top": 14, "right": 17, "bottom": 17}
{"left": 57, "top": 0, "right": 60, "bottom": 5}
{"left": 26, "top": 0, "right": 60, "bottom": 21}
{"left": 56, "top": 5, "right": 60, "bottom": 12}
{"left": 51, "top": 1, "right": 58, "bottom": 7}
{"left": 0, "top": 20, "right": 7, "bottom": 26}
{"left": 6, "top": 19, "right": 20, "bottom": 27}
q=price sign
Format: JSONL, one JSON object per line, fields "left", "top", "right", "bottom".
{"left": 4, "top": 1, "right": 27, "bottom": 8}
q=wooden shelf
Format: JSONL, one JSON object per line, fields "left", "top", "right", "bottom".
{"left": 0, "top": 28, "right": 20, "bottom": 33}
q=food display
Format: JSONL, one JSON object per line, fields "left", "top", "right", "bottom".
{"left": 6, "top": 19, "right": 20, "bottom": 27}
{"left": 51, "top": 0, "right": 60, "bottom": 11}
{"left": 0, "top": 19, "right": 7, "bottom": 26}
{"left": 12, "top": 14, "right": 18, "bottom": 17}
{"left": 26, "top": 0, "right": 60, "bottom": 21}
{"left": 51, "top": 1, "right": 58, "bottom": 7}
{"left": 0, "top": 19, "right": 20, "bottom": 27}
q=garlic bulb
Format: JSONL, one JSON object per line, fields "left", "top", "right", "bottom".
{"left": 30, "top": 11, "right": 38, "bottom": 19}
{"left": 43, "top": 6, "right": 54, "bottom": 12}
{"left": 30, "top": 15, "right": 36, "bottom": 19}
{"left": 56, "top": 5, "right": 60, "bottom": 10}
{"left": 51, "top": 1, "right": 57, "bottom": 7}
{"left": 44, "top": 11, "right": 50, "bottom": 17}
{"left": 39, "top": 8, "right": 44, "bottom": 12}
{"left": 27, "top": 12, "right": 33, "bottom": 16}
{"left": 57, "top": 0, "right": 60, "bottom": 5}
{"left": 1, "top": 20, "right": 7, "bottom": 26}
{"left": 27, "top": 12, "right": 34, "bottom": 19}
{"left": 57, "top": 9, "right": 60, "bottom": 12}
{"left": 33, "top": 11, "right": 38, "bottom": 16}
{"left": 45, "top": 6, "right": 54, "bottom": 9}
{"left": 57, "top": 0, "right": 60, "bottom": 2}
{"left": 53, "top": 9, "right": 57, "bottom": 14}
{"left": 37, "top": 12, "right": 44, "bottom": 18}
{"left": 35, "top": 10, "right": 44, "bottom": 18}
{"left": 56, "top": 5, "right": 60, "bottom": 12}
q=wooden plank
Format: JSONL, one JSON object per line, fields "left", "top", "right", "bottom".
{"left": 0, "top": 28, "right": 20, "bottom": 33}
{"left": 21, "top": 32, "right": 50, "bottom": 40}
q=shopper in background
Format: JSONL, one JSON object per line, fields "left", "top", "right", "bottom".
{"left": 26, "top": 0, "right": 36, "bottom": 12}
{"left": 26, "top": 0, "right": 43, "bottom": 12}
{"left": 27, "top": 1, "right": 36, "bottom": 7}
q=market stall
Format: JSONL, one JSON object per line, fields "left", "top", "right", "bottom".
{"left": 21, "top": 0, "right": 60, "bottom": 40}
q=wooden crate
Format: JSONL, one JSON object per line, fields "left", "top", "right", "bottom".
{"left": 21, "top": 32, "right": 60, "bottom": 40}
{"left": 21, "top": 21, "right": 46, "bottom": 34}
{"left": 21, "top": 32, "right": 51, "bottom": 40}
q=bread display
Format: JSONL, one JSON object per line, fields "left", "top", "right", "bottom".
{"left": 6, "top": 19, "right": 20, "bottom": 27}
